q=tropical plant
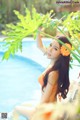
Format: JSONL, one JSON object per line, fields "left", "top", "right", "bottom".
{"left": 1, "top": 8, "right": 80, "bottom": 65}
{"left": 2, "top": 7, "right": 56, "bottom": 59}
{"left": 62, "top": 11, "right": 80, "bottom": 62}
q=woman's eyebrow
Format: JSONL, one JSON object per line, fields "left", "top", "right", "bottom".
{"left": 50, "top": 43, "right": 52, "bottom": 45}
{"left": 49, "top": 43, "right": 52, "bottom": 46}
{"left": 53, "top": 45, "right": 60, "bottom": 49}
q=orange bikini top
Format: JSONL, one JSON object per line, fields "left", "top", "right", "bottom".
{"left": 38, "top": 67, "right": 50, "bottom": 86}
{"left": 38, "top": 74, "right": 44, "bottom": 86}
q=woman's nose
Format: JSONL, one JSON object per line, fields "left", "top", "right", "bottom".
{"left": 48, "top": 47, "right": 52, "bottom": 52}
{"left": 49, "top": 47, "right": 52, "bottom": 52}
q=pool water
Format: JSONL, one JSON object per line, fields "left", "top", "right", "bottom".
{"left": 0, "top": 39, "right": 51, "bottom": 113}
{"left": 0, "top": 52, "right": 44, "bottom": 112}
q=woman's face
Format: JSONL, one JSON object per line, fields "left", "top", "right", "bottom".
{"left": 46, "top": 40, "right": 61, "bottom": 60}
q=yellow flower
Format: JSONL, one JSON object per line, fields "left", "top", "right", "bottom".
{"left": 61, "top": 43, "right": 72, "bottom": 56}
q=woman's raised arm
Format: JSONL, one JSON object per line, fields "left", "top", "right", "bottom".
{"left": 36, "top": 30, "right": 47, "bottom": 54}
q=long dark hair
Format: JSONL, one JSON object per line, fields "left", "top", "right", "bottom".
{"left": 42, "top": 36, "right": 71, "bottom": 99}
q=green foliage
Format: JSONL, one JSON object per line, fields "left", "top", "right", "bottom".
{"left": 1, "top": 8, "right": 80, "bottom": 64}
{"left": 60, "top": 11, "right": 80, "bottom": 63}
{"left": 0, "top": 0, "right": 64, "bottom": 32}
{"left": 63, "top": 12, "right": 80, "bottom": 51}
{"left": 44, "top": 19, "right": 58, "bottom": 36}
{"left": 2, "top": 8, "right": 58, "bottom": 59}
{"left": 0, "top": 0, "right": 25, "bottom": 31}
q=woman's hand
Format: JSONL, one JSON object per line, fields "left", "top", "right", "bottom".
{"left": 37, "top": 27, "right": 45, "bottom": 36}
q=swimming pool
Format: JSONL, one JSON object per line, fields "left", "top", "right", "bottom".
{"left": 0, "top": 51, "right": 45, "bottom": 112}
{"left": 0, "top": 37, "right": 79, "bottom": 113}
{"left": 0, "top": 38, "right": 50, "bottom": 112}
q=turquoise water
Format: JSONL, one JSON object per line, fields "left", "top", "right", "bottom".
{"left": 0, "top": 40, "right": 50, "bottom": 112}
{"left": 0, "top": 51, "right": 44, "bottom": 112}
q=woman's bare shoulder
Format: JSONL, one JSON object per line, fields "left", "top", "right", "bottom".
{"left": 48, "top": 71, "right": 59, "bottom": 85}
{"left": 49, "top": 71, "right": 59, "bottom": 76}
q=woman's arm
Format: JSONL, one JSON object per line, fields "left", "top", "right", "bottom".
{"left": 40, "top": 71, "right": 59, "bottom": 103}
{"left": 36, "top": 30, "right": 47, "bottom": 54}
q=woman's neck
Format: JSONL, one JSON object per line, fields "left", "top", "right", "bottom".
{"left": 47, "top": 59, "right": 56, "bottom": 70}
{"left": 50, "top": 59, "right": 56, "bottom": 67}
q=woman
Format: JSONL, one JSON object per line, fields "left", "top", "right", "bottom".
{"left": 11, "top": 32, "right": 72, "bottom": 120}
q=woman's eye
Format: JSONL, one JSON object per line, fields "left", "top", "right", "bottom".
{"left": 50, "top": 43, "right": 52, "bottom": 47}
{"left": 54, "top": 48, "right": 58, "bottom": 51}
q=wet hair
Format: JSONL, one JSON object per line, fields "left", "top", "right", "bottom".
{"left": 42, "top": 36, "right": 71, "bottom": 99}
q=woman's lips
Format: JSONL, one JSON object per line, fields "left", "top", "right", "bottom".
{"left": 47, "top": 53, "right": 51, "bottom": 57}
